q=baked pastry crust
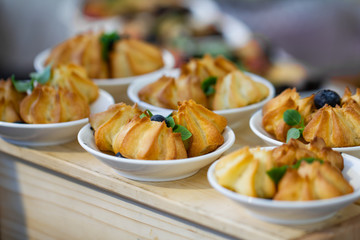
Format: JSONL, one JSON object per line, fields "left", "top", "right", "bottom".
{"left": 45, "top": 31, "right": 164, "bottom": 79}
{"left": 212, "top": 70, "right": 269, "bottom": 110}
{"left": 303, "top": 101, "right": 360, "bottom": 147}
{"left": 274, "top": 161, "right": 353, "bottom": 201}
{"left": 138, "top": 74, "right": 208, "bottom": 109}
{"left": 50, "top": 64, "right": 99, "bottom": 104}
{"left": 215, "top": 146, "right": 276, "bottom": 198}
{"left": 45, "top": 31, "right": 108, "bottom": 79}
{"left": 214, "top": 138, "right": 351, "bottom": 201}
{"left": 90, "top": 103, "right": 142, "bottom": 152}
{"left": 110, "top": 38, "right": 164, "bottom": 78}
{"left": 0, "top": 78, "right": 26, "bottom": 122}
{"left": 91, "top": 100, "right": 227, "bottom": 159}
{"left": 139, "top": 55, "right": 269, "bottom": 110}
{"left": 175, "top": 74, "right": 208, "bottom": 107}
{"left": 262, "top": 87, "right": 360, "bottom": 147}
{"left": 172, "top": 99, "right": 227, "bottom": 157}
{"left": 181, "top": 54, "right": 238, "bottom": 82}
{"left": 342, "top": 87, "right": 360, "bottom": 105}
{"left": 272, "top": 137, "right": 343, "bottom": 170}
{"left": 20, "top": 85, "right": 89, "bottom": 124}
{"left": 262, "top": 88, "right": 315, "bottom": 142}
{"left": 138, "top": 76, "right": 178, "bottom": 109}
{"left": 112, "top": 116, "right": 187, "bottom": 160}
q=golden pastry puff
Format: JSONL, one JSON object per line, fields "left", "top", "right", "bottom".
{"left": 215, "top": 147, "right": 276, "bottom": 198}
{"left": 0, "top": 78, "right": 26, "bottom": 122}
{"left": 19, "top": 85, "right": 89, "bottom": 124}
{"left": 112, "top": 116, "right": 187, "bottom": 160}
{"left": 90, "top": 103, "right": 142, "bottom": 152}
{"left": 110, "top": 38, "right": 164, "bottom": 78}
{"left": 274, "top": 161, "right": 353, "bottom": 201}
{"left": 341, "top": 87, "right": 360, "bottom": 105}
{"left": 172, "top": 99, "right": 227, "bottom": 157}
{"left": 212, "top": 70, "right": 269, "bottom": 110}
{"left": 138, "top": 74, "right": 208, "bottom": 110}
{"left": 45, "top": 30, "right": 108, "bottom": 79}
{"left": 262, "top": 88, "right": 315, "bottom": 142}
{"left": 138, "top": 76, "right": 178, "bottom": 109}
{"left": 49, "top": 64, "right": 99, "bottom": 104}
{"left": 271, "top": 137, "right": 344, "bottom": 171}
{"left": 181, "top": 54, "right": 238, "bottom": 82}
{"left": 303, "top": 101, "right": 360, "bottom": 147}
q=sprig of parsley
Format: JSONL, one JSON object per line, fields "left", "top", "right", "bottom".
{"left": 283, "top": 109, "right": 305, "bottom": 142}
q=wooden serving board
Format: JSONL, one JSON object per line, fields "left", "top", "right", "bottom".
{"left": 1, "top": 125, "right": 360, "bottom": 240}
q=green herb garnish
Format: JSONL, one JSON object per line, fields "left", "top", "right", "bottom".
{"left": 30, "top": 64, "right": 52, "bottom": 84}
{"left": 292, "top": 157, "right": 324, "bottom": 169}
{"left": 165, "top": 116, "right": 175, "bottom": 128}
{"left": 100, "top": 32, "right": 121, "bottom": 62}
{"left": 140, "top": 109, "right": 153, "bottom": 119}
{"left": 201, "top": 76, "right": 217, "bottom": 96}
{"left": 11, "top": 75, "right": 34, "bottom": 92}
{"left": 283, "top": 109, "right": 301, "bottom": 126}
{"left": 286, "top": 128, "right": 301, "bottom": 143}
{"left": 145, "top": 109, "right": 153, "bottom": 117}
{"left": 141, "top": 110, "right": 192, "bottom": 141}
{"left": 267, "top": 157, "right": 324, "bottom": 184}
{"left": 266, "top": 166, "right": 288, "bottom": 185}
{"left": 173, "top": 124, "right": 192, "bottom": 141}
{"left": 283, "top": 109, "right": 305, "bottom": 142}
{"left": 11, "top": 65, "right": 52, "bottom": 93}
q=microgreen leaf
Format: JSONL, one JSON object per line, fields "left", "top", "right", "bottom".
{"left": 31, "top": 64, "right": 51, "bottom": 84}
{"left": 11, "top": 64, "right": 52, "bottom": 93}
{"left": 299, "top": 118, "right": 305, "bottom": 128}
{"left": 173, "top": 124, "right": 192, "bottom": 140}
{"left": 145, "top": 109, "right": 153, "bottom": 117}
{"left": 201, "top": 76, "right": 217, "bottom": 96}
{"left": 286, "top": 128, "right": 301, "bottom": 142}
{"left": 283, "top": 109, "right": 301, "bottom": 126}
{"left": 292, "top": 157, "right": 324, "bottom": 169}
{"left": 140, "top": 109, "right": 153, "bottom": 119}
{"left": 11, "top": 75, "right": 34, "bottom": 93}
{"left": 266, "top": 166, "right": 288, "bottom": 185}
{"left": 267, "top": 157, "right": 324, "bottom": 185}
{"left": 100, "top": 32, "right": 121, "bottom": 62}
{"left": 205, "top": 86, "right": 215, "bottom": 96}
{"left": 165, "top": 116, "right": 175, "bottom": 128}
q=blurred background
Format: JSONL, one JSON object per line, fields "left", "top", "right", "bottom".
{"left": 1, "top": 0, "right": 360, "bottom": 93}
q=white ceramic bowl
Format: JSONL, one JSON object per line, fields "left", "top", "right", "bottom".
{"left": 208, "top": 148, "right": 360, "bottom": 225}
{"left": 34, "top": 48, "right": 175, "bottom": 103}
{"left": 0, "top": 89, "right": 114, "bottom": 146}
{"left": 127, "top": 69, "right": 275, "bottom": 130}
{"left": 250, "top": 110, "right": 360, "bottom": 158}
{"left": 78, "top": 124, "right": 235, "bottom": 182}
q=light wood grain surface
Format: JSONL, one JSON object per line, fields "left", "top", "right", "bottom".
{"left": 1, "top": 124, "right": 360, "bottom": 240}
